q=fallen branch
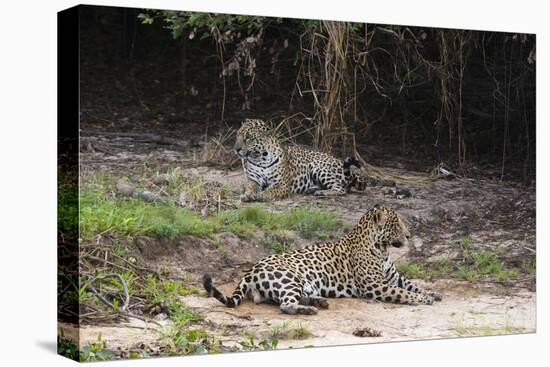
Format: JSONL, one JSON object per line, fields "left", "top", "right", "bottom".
{"left": 85, "top": 274, "right": 164, "bottom": 328}
{"left": 87, "top": 274, "right": 130, "bottom": 312}
{"left": 81, "top": 130, "right": 190, "bottom": 149}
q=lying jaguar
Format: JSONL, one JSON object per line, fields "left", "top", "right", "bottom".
{"left": 203, "top": 206, "right": 442, "bottom": 315}
{"left": 234, "top": 119, "right": 381, "bottom": 201}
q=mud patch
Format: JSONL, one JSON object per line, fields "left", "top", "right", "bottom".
{"left": 134, "top": 233, "right": 271, "bottom": 283}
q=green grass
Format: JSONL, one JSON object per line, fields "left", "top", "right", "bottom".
{"left": 238, "top": 334, "right": 279, "bottom": 351}
{"left": 80, "top": 186, "right": 218, "bottom": 239}
{"left": 58, "top": 185, "right": 78, "bottom": 237}
{"left": 521, "top": 257, "right": 536, "bottom": 277}
{"left": 397, "top": 263, "right": 425, "bottom": 279}
{"left": 264, "top": 234, "right": 292, "bottom": 254}
{"left": 458, "top": 233, "right": 472, "bottom": 250}
{"left": 141, "top": 275, "right": 215, "bottom": 355}
{"left": 398, "top": 250, "right": 519, "bottom": 283}
{"left": 397, "top": 257, "right": 453, "bottom": 280}
{"left": 164, "top": 328, "right": 221, "bottom": 355}
{"left": 264, "top": 321, "right": 313, "bottom": 340}
{"left": 140, "top": 275, "right": 202, "bottom": 330}
{"left": 80, "top": 186, "right": 344, "bottom": 241}
{"left": 288, "top": 322, "right": 312, "bottom": 340}
{"left": 458, "top": 250, "right": 518, "bottom": 282}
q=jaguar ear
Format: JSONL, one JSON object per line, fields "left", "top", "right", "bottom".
{"left": 373, "top": 207, "right": 386, "bottom": 226}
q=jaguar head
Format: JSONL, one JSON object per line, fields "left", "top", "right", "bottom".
{"left": 234, "top": 119, "right": 281, "bottom": 166}
{"left": 358, "top": 206, "right": 411, "bottom": 251}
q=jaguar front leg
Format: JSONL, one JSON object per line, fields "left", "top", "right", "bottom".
{"left": 311, "top": 184, "right": 347, "bottom": 197}
{"left": 240, "top": 182, "right": 291, "bottom": 202}
{"left": 396, "top": 274, "right": 443, "bottom": 302}
{"left": 383, "top": 258, "right": 443, "bottom": 301}
{"left": 361, "top": 277, "right": 435, "bottom": 305}
{"left": 259, "top": 184, "right": 292, "bottom": 201}
{"left": 240, "top": 180, "right": 261, "bottom": 202}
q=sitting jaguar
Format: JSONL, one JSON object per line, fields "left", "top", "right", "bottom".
{"left": 203, "top": 206, "right": 442, "bottom": 315}
{"left": 234, "top": 119, "right": 381, "bottom": 201}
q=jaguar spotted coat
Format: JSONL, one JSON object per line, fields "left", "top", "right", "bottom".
{"left": 234, "top": 119, "right": 372, "bottom": 201}
{"left": 203, "top": 206, "right": 442, "bottom": 315}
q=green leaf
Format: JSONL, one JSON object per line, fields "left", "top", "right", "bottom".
{"left": 137, "top": 13, "right": 154, "bottom": 25}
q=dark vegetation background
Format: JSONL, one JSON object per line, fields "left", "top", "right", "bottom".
{"left": 79, "top": 5, "right": 536, "bottom": 182}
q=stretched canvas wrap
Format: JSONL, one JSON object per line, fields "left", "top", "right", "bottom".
{"left": 58, "top": 4, "right": 536, "bottom": 362}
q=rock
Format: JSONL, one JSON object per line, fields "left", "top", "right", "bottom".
{"left": 178, "top": 192, "right": 189, "bottom": 206}
{"left": 116, "top": 179, "right": 134, "bottom": 196}
{"left": 151, "top": 174, "right": 169, "bottom": 185}
{"left": 139, "top": 191, "right": 156, "bottom": 202}
{"left": 154, "top": 313, "right": 168, "bottom": 321}
{"left": 412, "top": 236, "right": 423, "bottom": 251}
{"left": 382, "top": 188, "right": 394, "bottom": 196}
{"left": 396, "top": 188, "right": 412, "bottom": 198}
{"left": 353, "top": 327, "right": 382, "bottom": 337}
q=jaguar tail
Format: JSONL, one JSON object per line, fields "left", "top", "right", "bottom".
{"left": 343, "top": 156, "right": 368, "bottom": 191}
{"left": 343, "top": 156, "right": 361, "bottom": 170}
{"left": 202, "top": 273, "right": 248, "bottom": 308}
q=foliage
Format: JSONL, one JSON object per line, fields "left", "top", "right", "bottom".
{"left": 80, "top": 335, "right": 114, "bottom": 362}
{"left": 458, "top": 250, "right": 518, "bottom": 282}
{"left": 138, "top": 11, "right": 273, "bottom": 40}
{"left": 397, "top": 257, "right": 452, "bottom": 280}
{"left": 58, "top": 184, "right": 78, "bottom": 237}
{"left": 238, "top": 334, "right": 278, "bottom": 352}
{"left": 521, "top": 257, "right": 536, "bottom": 277}
{"left": 80, "top": 184, "right": 344, "bottom": 240}
{"left": 164, "top": 328, "right": 221, "bottom": 355}
{"left": 57, "top": 330, "right": 79, "bottom": 361}
{"left": 264, "top": 234, "right": 292, "bottom": 254}
{"left": 129, "top": 9, "right": 536, "bottom": 178}
{"left": 140, "top": 275, "right": 201, "bottom": 329}
{"left": 265, "top": 320, "right": 312, "bottom": 340}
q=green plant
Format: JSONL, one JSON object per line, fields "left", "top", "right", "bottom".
{"left": 397, "top": 263, "right": 425, "bottom": 279}
{"left": 521, "top": 257, "right": 536, "bottom": 277}
{"left": 265, "top": 321, "right": 312, "bottom": 340}
{"left": 139, "top": 275, "right": 202, "bottom": 329}
{"left": 163, "top": 328, "right": 220, "bottom": 355}
{"left": 288, "top": 322, "right": 312, "bottom": 339}
{"left": 80, "top": 185, "right": 343, "bottom": 241}
{"left": 458, "top": 250, "right": 518, "bottom": 282}
{"left": 58, "top": 330, "right": 79, "bottom": 361}
{"left": 279, "top": 208, "right": 343, "bottom": 239}
{"left": 238, "top": 334, "right": 278, "bottom": 351}
{"left": 267, "top": 320, "right": 291, "bottom": 339}
{"left": 80, "top": 335, "right": 114, "bottom": 362}
{"left": 458, "top": 233, "right": 472, "bottom": 250}
{"left": 430, "top": 257, "right": 453, "bottom": 278}
{"left": 396, "top": 257, "right": 453, "bottom": 280}
{"left": 264, "top": 234, "right": 292, "bottom": 254}
{"left": 138, "top": 11, "right": 272, "bottom": 40}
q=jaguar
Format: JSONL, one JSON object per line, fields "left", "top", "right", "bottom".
{"left": 203, "top": 206, "right": 442, "bottom": 315}
{"left": 234, "top": 119, "right": 379, "bottom": 201}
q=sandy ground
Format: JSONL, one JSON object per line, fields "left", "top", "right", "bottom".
{"left": 66, "top": 135, "right": 536, "bottom": 355}
{"left": 62, "top": 278, "right": 535, "bottom": 351}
